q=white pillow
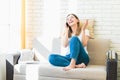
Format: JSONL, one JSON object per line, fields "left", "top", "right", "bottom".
{"left": 18, "top": 49, "right": 34, "bottom": 64}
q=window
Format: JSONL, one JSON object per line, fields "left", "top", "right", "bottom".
{"left": 0, "top": 0, "right": 21, "bottom": 53}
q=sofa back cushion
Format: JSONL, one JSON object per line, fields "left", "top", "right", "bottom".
{"left": 33, "top": 38, "right": 110, "bottom": 65}
{"left": 87, "top": 38, "right": 110, "bottom": 65}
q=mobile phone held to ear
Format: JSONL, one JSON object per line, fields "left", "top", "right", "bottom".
{"left": 66, "top": 22, "right": 69, "bottom": 27}
{"left": 66, "top": 23, "right": 72, "bottom": 33}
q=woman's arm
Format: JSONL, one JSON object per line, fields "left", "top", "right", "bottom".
{"left": 81, "top": 31, "right": 89, "bottom": 46}
{"left": 61, "top": 27, "right": 69, "bottom": 47}
{"left": 81, "top": 20, "right": 90, "bottom": 46}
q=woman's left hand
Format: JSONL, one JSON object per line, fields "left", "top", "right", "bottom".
{"left": 81, "top": 19, "right": 88, "bottom": 31}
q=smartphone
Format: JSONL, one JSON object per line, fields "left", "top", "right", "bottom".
{"left": 66, "top": 23, "right": 72, "bottom": 33}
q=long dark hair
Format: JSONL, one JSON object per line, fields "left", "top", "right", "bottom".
{"left": 66, "top": 14, "right": 80, "bottom": 38}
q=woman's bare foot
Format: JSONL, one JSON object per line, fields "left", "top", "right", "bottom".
{"left": 63, "top": 65, "right": 75, "bottom": 71}
{"left": 63, "top": 59, "right": 76, "bottom": 71}
{"left": 63, "top": 63, "right": 86, "bottom": 71}
{"left": 75, "top": 63, "right": 86, "bottom": 68}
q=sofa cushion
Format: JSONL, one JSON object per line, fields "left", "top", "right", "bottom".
{"left": 14, "top": 63, "right": 106, "bottom": 80}
{"left": 87, "top": 38, "right": 110, "bottom": 65}
{"left": 14, "top": 75, "right": 83, "bottom": 80}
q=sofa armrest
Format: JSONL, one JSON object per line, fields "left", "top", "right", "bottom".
{"left": 106, "top": 50, "right": 118, "bottom": 80}
{"left": 6, "top": 52, "right": 20, "bottom": 80}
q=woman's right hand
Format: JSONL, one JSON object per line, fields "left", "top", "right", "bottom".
{"left": 64, "top": 27, "right": 69, "bottom": 34}
{"left": 64, "top": 23, "right": 69, "bottom": 35}
{"left": 81, "top": 19, "right": 88, "bottom": 31}
{"left": 61, "top": 24, "right": 69, "bottom": 47}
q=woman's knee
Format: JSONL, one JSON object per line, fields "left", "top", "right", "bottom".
{"left": 70, "top": 36, "right": 81, "bottom": 47}
{"left": 48, "top": 54, "right": 56, "bottom": 64}
{"left": 70, "top": 36, "right": 79, "bottom": 43}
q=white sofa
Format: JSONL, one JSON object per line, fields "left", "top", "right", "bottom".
{"left": 6, "top": 38, "right": 118, "bottom": 80}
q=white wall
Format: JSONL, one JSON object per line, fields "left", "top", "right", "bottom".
{"left": 26, "top": 0, "right": 120, "bottom": 54}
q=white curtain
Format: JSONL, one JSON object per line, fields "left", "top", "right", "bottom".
{"left": 0, "top": 0, "right": 21, "bottom": 53}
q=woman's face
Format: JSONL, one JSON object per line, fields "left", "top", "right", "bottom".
{"left": 66, "top": 14, "right": 79, "bottom": 27}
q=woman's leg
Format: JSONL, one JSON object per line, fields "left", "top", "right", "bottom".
{"left": 64, "top": 36, "right": 89, "bottom": 70}
{"left": 48, "top": 54, "right": 71, "bottom": 67}
{"left": 63, "top": 36, "right": 81, "bottom": 70}
{"left": 69, "top": 36, "right": 81, "bottom": 60}
{"left": 70, "top": 36, "right": 89, "bottom": 65}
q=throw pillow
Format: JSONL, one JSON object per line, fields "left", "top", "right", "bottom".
{"left": 18, "top": 49, "right": 34, "bottom": 64}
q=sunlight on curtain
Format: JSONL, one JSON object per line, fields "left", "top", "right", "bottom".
{"left": 40, "top": 0, "right": 60, "bottom": 51}
{"left": 0, "top": 0, "right": 21, "bottom": 53}
{"left": 0, "top": 0, "right": 9, "bottom": 52}
{"left": 21, "top": 0, "right": 26, "bottom": 49}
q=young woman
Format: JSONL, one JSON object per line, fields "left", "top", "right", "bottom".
{"left": 49, "top": 14, "right": 90, "bottom": 71}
